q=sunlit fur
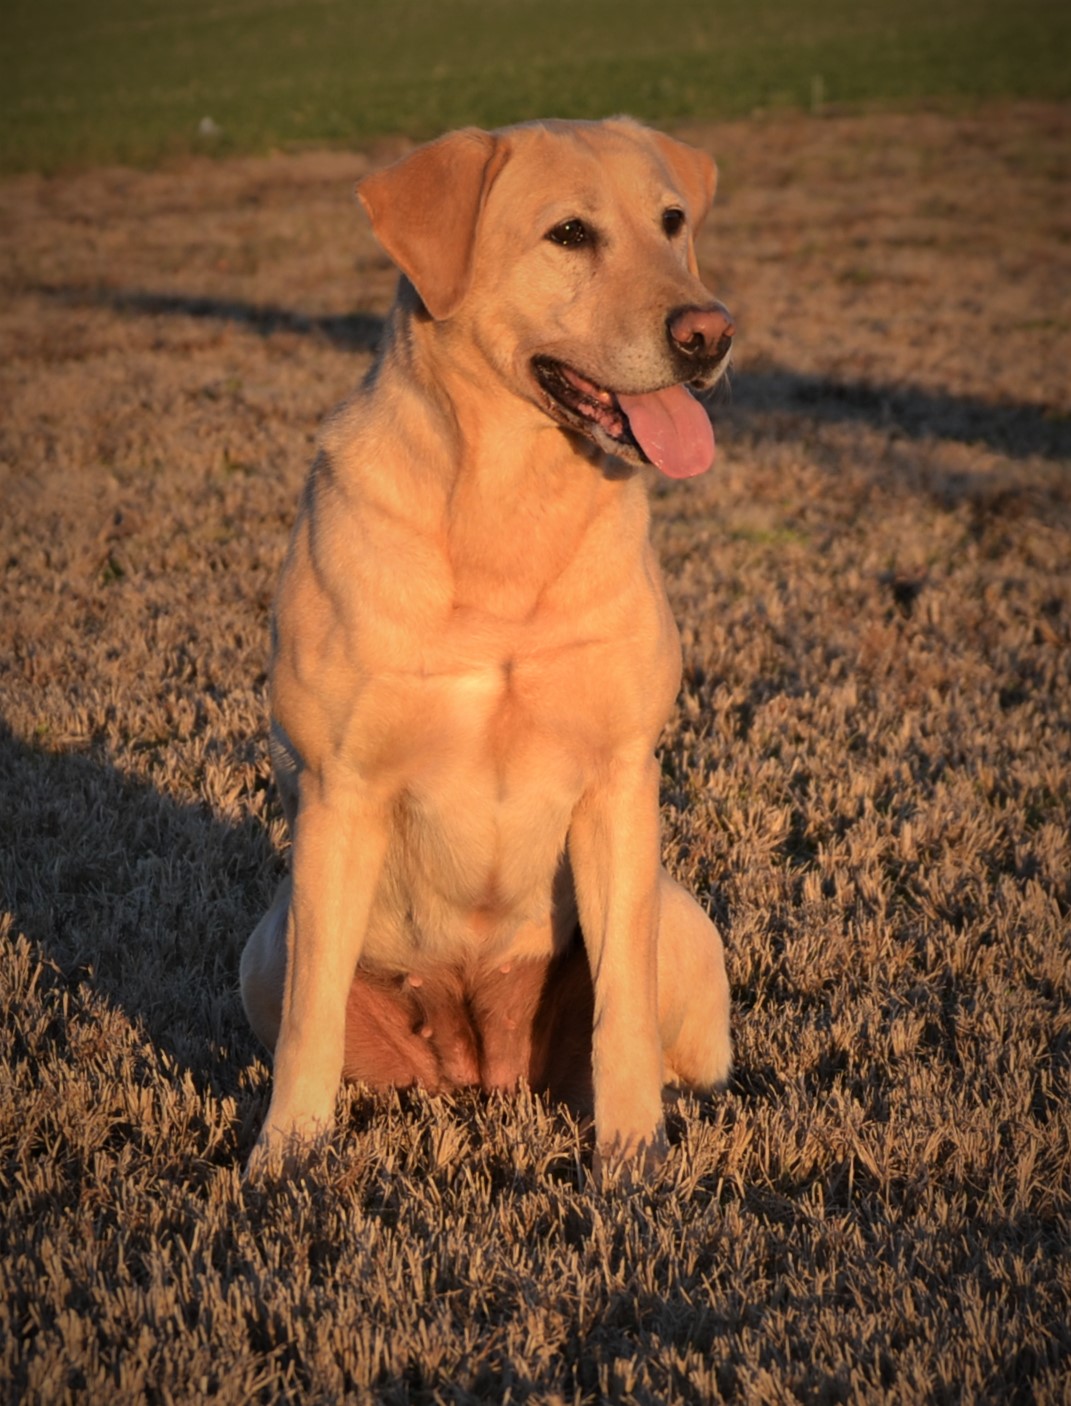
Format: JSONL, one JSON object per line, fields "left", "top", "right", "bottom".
{"left": 241, "top": 119, "right": 733, "bottom": 1177}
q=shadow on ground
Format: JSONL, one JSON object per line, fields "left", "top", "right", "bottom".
{"left": 35, "top": 281, "right": 1071, "bottom": 462}
{"left": 0, "top": 718, "right": 272, "bottom": 1097}
{"left": 726, "top": 363, "right": 1071, "bottom": 463}
{"left": 35, "top": 282, "right": 386, "bottom": 353}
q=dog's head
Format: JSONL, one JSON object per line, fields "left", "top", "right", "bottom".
{"left": 358, "top": 118, "right": 732, "bottom": 478}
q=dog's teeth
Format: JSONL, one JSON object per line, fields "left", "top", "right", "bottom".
{"left": 562, "top": 365, "right": 612, "bottom": 404}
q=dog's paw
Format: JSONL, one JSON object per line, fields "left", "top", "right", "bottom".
{"left": 591, "top": 1122, "right": 668, "bottom": 1190}
{"left": 242, "top": 1122, "right": 331, "bottom": 1183}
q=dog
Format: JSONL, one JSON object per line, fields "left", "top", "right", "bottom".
{"left": 240, "top": 117, "right": 733, "bottom": 1178}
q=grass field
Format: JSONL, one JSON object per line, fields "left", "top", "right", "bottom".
{"left": 1, "top": 99, "right": 1069, "bottom": 1400}
{"left": 3, "top": 0, "right": 1070, "bottom": 172}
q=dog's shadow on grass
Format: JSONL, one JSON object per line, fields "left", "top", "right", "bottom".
{"left": 726, "top": 363, "right": 1071, "bottom": 464}
{"left": 0, "top": 717, "right": 274, "bottom": 1101}
{"left": 35, "top": 281, "right": 1071, "bottom": 464}
{"left": 35, "top": 282, "right": 386, "bottom": 355}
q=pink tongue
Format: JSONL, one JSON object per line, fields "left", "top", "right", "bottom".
{"left": 617, "top": 384, "right": 715, "bottom": 478}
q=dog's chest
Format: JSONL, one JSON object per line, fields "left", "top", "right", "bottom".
{"left": 400, "top": 643, "right": 596, "bottom": 853}
{"left": 375, "top": 619, "right": 646, "bottom": 948}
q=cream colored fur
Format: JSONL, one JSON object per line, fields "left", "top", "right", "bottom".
{"left": 240, "top": 117, "right": 733, "bottom": 1179}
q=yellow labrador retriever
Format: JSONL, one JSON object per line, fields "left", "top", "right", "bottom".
{"left": 241, "top": 117, "right": 733, "bottom": 1177}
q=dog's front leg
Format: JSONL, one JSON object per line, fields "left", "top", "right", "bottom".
{"left": 568, "top": 753, "right": 667, "bottom": 1178}
{"left": 248, "top": 771, "right": 390, "bottom": 1174}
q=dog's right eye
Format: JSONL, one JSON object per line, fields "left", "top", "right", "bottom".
{"left": 546, "top": 219, "right": 591, "bottom": 248}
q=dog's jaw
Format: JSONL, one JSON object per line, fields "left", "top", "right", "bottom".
{"left": 531, "top": 356, "right": 725, "bottom": 478}
{"left": 532, "top": 357, "right": 643, "bottom": 464}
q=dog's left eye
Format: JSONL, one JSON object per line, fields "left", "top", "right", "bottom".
{"left": 546, "top": 219, "right": 591, "bottom": 248}
{"left": 662, "top": 207, "right": 686, "bottom": 238}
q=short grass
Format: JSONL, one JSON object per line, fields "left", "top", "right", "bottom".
{"left": 1, "top": 105, "right": 1070, "bottom": 1401}
{"left": 3, "top": 0, "right": 1070, "bottom": 172}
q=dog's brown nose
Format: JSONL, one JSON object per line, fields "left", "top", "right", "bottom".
{"left": 669, "top": 302, "right": 734, "bottom": 363}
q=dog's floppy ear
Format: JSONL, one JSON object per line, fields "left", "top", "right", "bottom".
{"left": 357, "top": 128, "right": 508, "bottom": 321}
{"left": 649, "top": 131, "right": 718, "bottom": 230}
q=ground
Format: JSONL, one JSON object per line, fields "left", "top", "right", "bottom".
{"left": 0, "top": 105, "right": 1069, "bottom": 1403}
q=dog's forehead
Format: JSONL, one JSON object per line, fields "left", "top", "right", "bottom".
{"left": 492, "top": 121, "right": 677, "bottom": 219}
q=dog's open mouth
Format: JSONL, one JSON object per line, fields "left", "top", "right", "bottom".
{"left": 532, "top": 357, "right": 715, "bottom": 478}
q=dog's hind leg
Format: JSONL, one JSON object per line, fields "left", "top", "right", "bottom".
{"left": 524, "top": 881, "right": 729, "bottom": 1117}
{"left": 656, "top": 870, "right": 731, "bottom": 1091}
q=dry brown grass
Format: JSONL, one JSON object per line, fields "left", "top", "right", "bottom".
{"left": 1, "top": 105, "right": 1070, "bottom": 1404}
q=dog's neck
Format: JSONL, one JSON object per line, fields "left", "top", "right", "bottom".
{"left": 337, "top": 289, "right": 653, "bottom": 615}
